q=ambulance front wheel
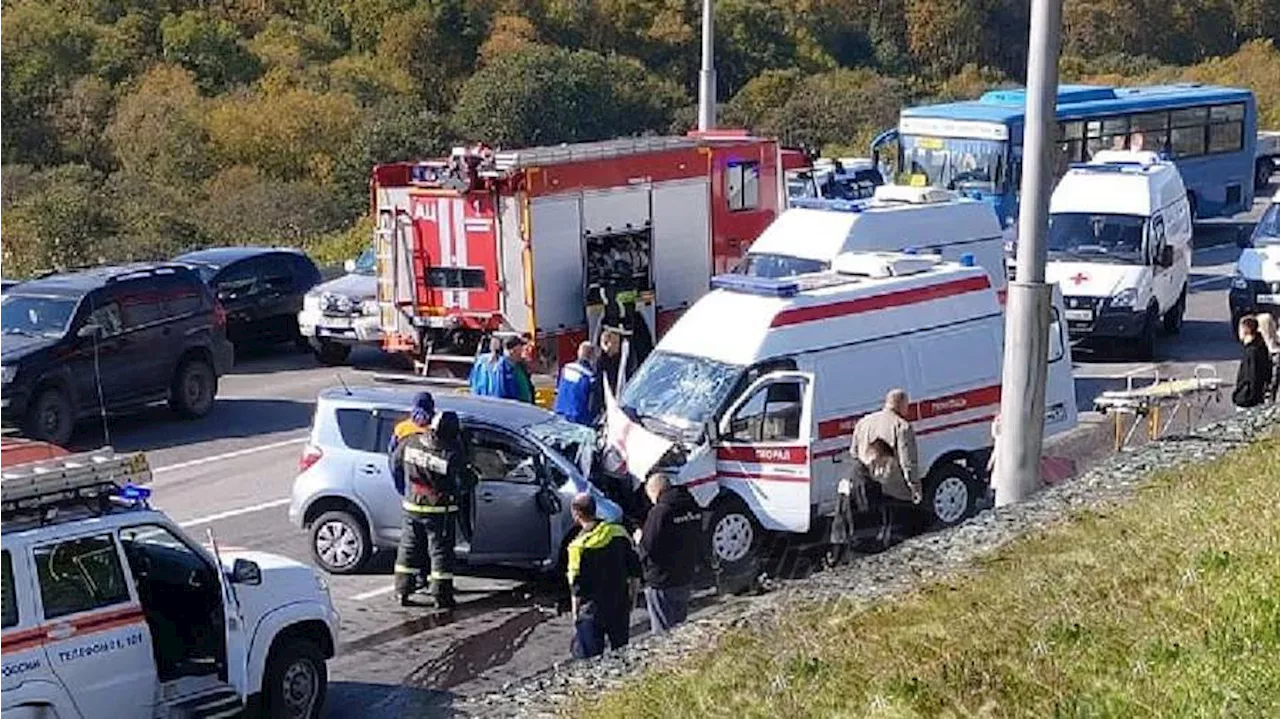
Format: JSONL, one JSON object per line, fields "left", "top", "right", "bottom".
{"left": 707, "top": 495, "right": 763, "bottom": 595}
{"left": 262, "top": 637, "right": 327, "bottom": 719}
{"left": 924, "top": 462, "right": 981, "bottom": 528}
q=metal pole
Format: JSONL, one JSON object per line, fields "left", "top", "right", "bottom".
{"left": 697, "top": 0, "right": 716, "bottom": 131}
{"left": 993, "top": 0, "right": 1063, "bottom": 506}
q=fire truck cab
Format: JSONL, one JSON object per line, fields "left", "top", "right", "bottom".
{"left": 372, "top": 133, "right": 787, "bottom": 377}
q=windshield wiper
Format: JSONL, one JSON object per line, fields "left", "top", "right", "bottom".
{"left": 2, "top": 327, "right": 37, "bottom": 336}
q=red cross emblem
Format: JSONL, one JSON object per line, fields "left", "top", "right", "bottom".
{"left": 1069, "top": 272, "right": 1089, "bottom": 285}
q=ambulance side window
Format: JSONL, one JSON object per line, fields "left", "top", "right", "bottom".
{"left": 727, "top": 380, "right": 803, "bottom": 443}
{"left": 2, "top": 550, "right": 17, "bottom": 628}
{"left": 34, "top": 535, "right": 132, "bottom": 620}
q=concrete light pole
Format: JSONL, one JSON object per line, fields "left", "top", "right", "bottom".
{"left": 697, "top": 0, "right": 716, "bottom": 131}
{"left": 993, "top": 0, "right": 1064, "bottom": 505}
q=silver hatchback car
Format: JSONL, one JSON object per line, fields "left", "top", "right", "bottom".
{"left": 289, "top": 386, "right": 623, "bottom": 575}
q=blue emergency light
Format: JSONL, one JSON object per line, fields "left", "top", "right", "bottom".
{"left": 789, "top": 197, "right": 866, "bottom": 213}
{"left": 409, "top": 163, "right": 446, "bottom": 185}
{"left": 710, "top": 274, "right": 801, "bottom": 297}
{"left": 960, "top": 253, "right": 976, "bottom": 267}
{"left": 118, "top": 483, "right": 152, "bottom": 503}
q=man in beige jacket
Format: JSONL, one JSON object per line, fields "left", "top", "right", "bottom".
{"left": 851, "top": 389, "right": 922, "bottom": 505}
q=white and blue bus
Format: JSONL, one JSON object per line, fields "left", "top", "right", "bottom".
{"left": 872, "top": 84, "right": 1260, "bottom": 232}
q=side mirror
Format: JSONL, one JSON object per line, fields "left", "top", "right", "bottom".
{"left": 343, "top": 259, "right": 357, "bottom": 273}
{"left": 230, "top": 558, "right": 261, "bottom": 585}
{"left": 77, "top": 323, "right": 101, "bottom": 339}
{"left": 1159, "top": 245, "right": 1175, "bottom": 268}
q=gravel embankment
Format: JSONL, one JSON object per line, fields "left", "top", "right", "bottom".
{"left": 462, "top": 406, "right": 1280, "bottom": 718}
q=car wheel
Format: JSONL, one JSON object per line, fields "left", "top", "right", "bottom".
{"left": 24, "top": 386, "right": 74, "bottom": 446}
{"left": 262, "top": 638, "right": 327, "bottom": 719}
{"left": 1162, "top": 286, "right": 1186, "bottom": 334}
{"left": 706, "top": 495, "right": 761, "bottom": 594}
{"left": 924, "top": 462, "right": 980, "bottom": 528}
{"left": 1133, "top": 307, "right": 1158, "bottom": 361}
{"left": 169, "top": 358, "right": 217, "bottom": 418}
{"left": 313, "top": 341, "right": 351, "bottom": 366}
{"left": 310, "top": 510, "right": 370, "bottom": 574}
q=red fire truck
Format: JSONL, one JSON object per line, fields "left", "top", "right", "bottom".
{"left": 372, "top": 131, "right": 792, "bottom": 375}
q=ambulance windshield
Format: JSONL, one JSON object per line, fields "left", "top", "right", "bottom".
{"left": 619, "top": 350, "right": 742, "bottom": 441}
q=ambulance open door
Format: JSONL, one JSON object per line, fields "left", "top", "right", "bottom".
{"left": 713, "top": 371, "right": 815, "bottom": 534}
{"left": 1044, "top": 286, "right": 1079, "bottom": 437}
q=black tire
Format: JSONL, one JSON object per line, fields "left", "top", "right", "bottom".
{"left": 923, "top": 461, "right": 981, "bottom": 528}
{"left": 169, "top": 357, "right": 217, "bottom": 418}
{"left": 1132, "top": 307, "right": 1158, "bottom": 361}
{"left": 1257, "top": 158, "right": 1274, "bottom": 191}
{"left": 705, "top": 494, "right": 762, "bottom": 595}
{"left": 310, "top": 510, "right": 371, "bottom": 574}
{"left": 262, "top": 637, "right": 327, "bottom": 719}
{"left": 24, "top": 386, "right": 75, "bottom": 446}
{"left": 313, "top": 340, "right": 350, "bottom": 366}
{"left": 1162, "top": 286, "right": 1187, "bottom": 335}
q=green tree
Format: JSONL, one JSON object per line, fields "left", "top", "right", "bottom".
{"left": 195, "top": 166, "right": 347, "bottom": 244}
{"left": 107, "top": 64, "right": 213, "bottom": 186}
{"left": 722, "top": 68, "right": 803, "bottom": 135}
{"left": 772, "top": 68, "right": 905, "bottom": 153}
{"left": 50, "top": 76, "right": 116, "bottom": 171}
{"left": 332, "top": 98, "right": 452, "bottom": 217}
{"left": 91, "top": 12, "right": 159, "bottom": 86}
{"left": 450, "top": 44, "right": 686, "bottom": 147}
{"left": 714, "top": 0, "right": 806, "bottom": 100}
{"left": 325, "top": 53, "right": 415, "bottom": 106}
{"left": 1, "top": 165, "right": 116, "bottom": 277}
{"left": 160, "top": 10, "right": 261, "bottom": 93}
{"left": 206, "top": 86, "right": 361, "bottom": 185}
{"left": 375, "top": 0, "right": 490, "bottom": 109}
{"left": 249, "top": 17, "right": 343, "bottom": 75}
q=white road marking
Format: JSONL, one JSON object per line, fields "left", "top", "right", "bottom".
{"left": 152, "top": 436, "right": 308, "bottom": 473}
{"left": 350, "top": 585, "right": 396, "bottom": 601}
{"left": 1189, "top": 274, "right": 1232, "bottom": 289}
{"left": 177, "top": 497, "right": 292, "bottom": 528}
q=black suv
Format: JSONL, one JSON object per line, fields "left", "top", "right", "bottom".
{"left": 174, "top": 247, "right": 322, "bottom": 352}
{"left": 1, "top": 264, "right": 235, "bottom": 445}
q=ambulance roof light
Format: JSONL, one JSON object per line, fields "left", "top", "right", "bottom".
{"left": 789, "top": 198, "right": 866, "bottom": 213}
{"left": 960, "top": 253, "right": 976, "bottom": 267}
{"left": 710, "top": 274, "right": 802, "bottom": 297}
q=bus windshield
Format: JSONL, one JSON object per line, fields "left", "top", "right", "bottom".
{"left": 901, "top": 136, "right": 1006, "bottom": 194}
{"left": 1048, "top": 213, "right": 1146, "bottom": 263}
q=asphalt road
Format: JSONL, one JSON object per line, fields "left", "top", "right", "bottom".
{"left": 62, "top": 178, "right": 1275, "bottom": 717}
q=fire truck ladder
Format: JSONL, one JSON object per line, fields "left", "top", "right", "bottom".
{"left": 1, "top": 448, "right": 153, "bottom": 523}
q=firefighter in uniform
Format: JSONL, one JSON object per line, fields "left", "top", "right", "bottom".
{"left": 391, "top": 409, "right": 465, "bottom": 609}
{"left": 388, "top": 392, "right": 435, "bottom": 495}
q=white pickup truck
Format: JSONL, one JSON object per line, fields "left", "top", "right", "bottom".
{"left": 1, "top": 449, "right": 339, "bottom": 718}
{"left": 1258, "top": 131, "right": 1280, "bottom": 191}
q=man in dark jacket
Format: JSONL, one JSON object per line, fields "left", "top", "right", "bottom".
{"left": 567, "top": 492, "right": 641, "bottom": 658}
{"left": 635, "top": 473, "right": 701, "bottom": 633}
{"left": 1233, "top": 316, "right": 1274, "bottom": 409}
{"left": 387, "top": 392, "right": 434, "bottom": 495}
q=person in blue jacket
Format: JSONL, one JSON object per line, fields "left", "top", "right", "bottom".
{"left": 554, "top": 342, "right": 598, "bottom": 426}
{"left": 469, "top": 337, "right": 519, "bottom": 399}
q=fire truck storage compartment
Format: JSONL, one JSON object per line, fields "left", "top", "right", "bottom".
{"left": 530, "top": 195, "right": 586, "bottom": 332}
{"left": 652, "top": 177, "right": 712, "bottom": 325}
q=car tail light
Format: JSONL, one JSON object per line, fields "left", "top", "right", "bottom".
{"left": 213, "top": 300, "right": 227, "bottom": 328}
{"left": 298, "top": 444, "right": 323, "bottom": 473}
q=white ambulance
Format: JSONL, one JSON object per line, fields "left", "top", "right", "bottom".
{"left": 740, "top": 184, "right": 1008, "bottom": 296}
{"left": 1228, "top": 190, "right": 1280, "bottom": 327}
{"left": 1045, "top": 150, "right": 1193, "bottom": 359}
{"left": 1, "top": 450, "right": 339, "bottom": 719}
{"left": 604, "top": 252, "right": 1077, "bottom": 578}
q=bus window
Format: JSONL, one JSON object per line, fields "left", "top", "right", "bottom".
{"left": 1207, "top": 104, "right": 1245, "bottom": 154}
{"left": 1170, "top": 107, "right": 1208, "bottom": 158}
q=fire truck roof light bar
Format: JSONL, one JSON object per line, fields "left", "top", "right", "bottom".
{"left": 1, "top": 449, "right": 153, "bottom": 506}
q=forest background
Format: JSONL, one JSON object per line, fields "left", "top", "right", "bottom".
{"left": 3, "top": 0, "right": 1277, "bottom": 275}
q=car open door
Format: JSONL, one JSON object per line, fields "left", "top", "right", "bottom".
{"left": 206, "top": 531, "right": 249, "bottom": 699}
{"left": 1045, "top": 285, "right": 1079, "bottom": 437}
{"left": 712, "top": 371, "right": 815, "bottom": 533}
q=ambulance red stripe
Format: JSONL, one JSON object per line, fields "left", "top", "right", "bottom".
{"left": 816, "top": 383, "right": 1002, "bottom": 439}
{"left": 719, "top": 470, "right": 810, "bottom": 484}
{"left": 770, "top": 275, "right": 992, "bottom": 328}
{"left": 916, "top": 413, "right": 998, "bottom": 436}
{"left": 716, "top": 446, "right": 809, "bottom": 465}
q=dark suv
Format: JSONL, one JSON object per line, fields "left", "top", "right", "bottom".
{"left": 1, "top": 264, "right": 235, "bottom": 445}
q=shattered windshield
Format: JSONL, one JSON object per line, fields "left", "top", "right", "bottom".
{"left": 618, "top": 351, "right": 743, "bottom": 442}
{"left": 528, "top": 416, "right": 596, "bottom": 477}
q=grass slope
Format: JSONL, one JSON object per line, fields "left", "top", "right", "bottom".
{"left": 581, "top": 436, "right": 1280, "bottom": 718}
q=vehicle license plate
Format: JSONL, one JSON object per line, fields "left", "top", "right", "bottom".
{"left": 1257, "top": 294, "right": 1280, "bottom": 304}
{"left": 1064, "top": 309, "right": 1094, "bottom": 321}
